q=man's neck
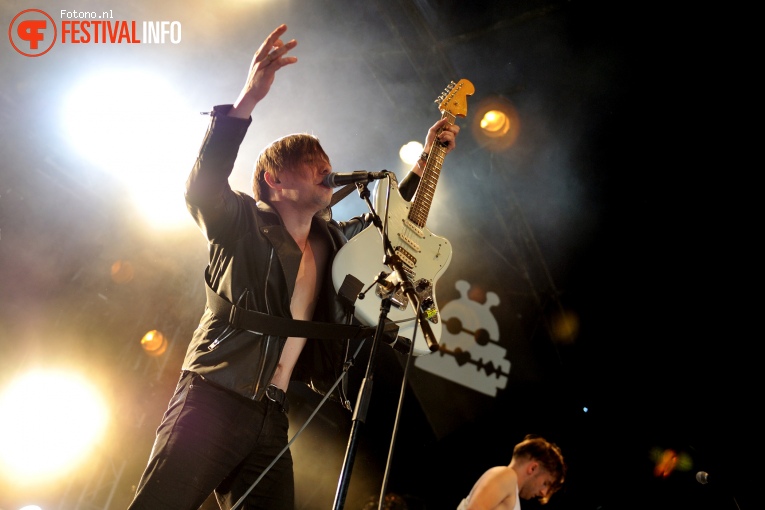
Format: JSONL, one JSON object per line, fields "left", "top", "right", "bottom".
{"left": 271, "top": 200, "right": 314, "bottom": 251}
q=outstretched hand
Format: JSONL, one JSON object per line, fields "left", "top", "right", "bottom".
{"left": 229, "top": 24, "right": 298, "bottom": 118}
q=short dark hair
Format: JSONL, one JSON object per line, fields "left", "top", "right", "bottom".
{"left": 252, "top": 133, "right": 329, "bottom": 202}
{"left": 512, "top": 434, "right": 566, "bottom": 503}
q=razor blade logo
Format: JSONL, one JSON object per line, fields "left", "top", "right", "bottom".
{"left": 415, "top": 280, "right": 509, "bottom": 396}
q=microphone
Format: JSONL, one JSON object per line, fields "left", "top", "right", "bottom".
{"left": 696, "top": 469, "right": 742, "bottom": 510}
{"left": 322, "top": 171, "right": 389, "bottom": 188}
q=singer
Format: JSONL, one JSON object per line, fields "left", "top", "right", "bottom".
{"left": 127, "top": 24, "right": 460, "bottom": 510}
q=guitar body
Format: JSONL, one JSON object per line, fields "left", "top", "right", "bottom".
{"left": 332, "top": 176, "right": 452, "bottom": 356}
{"left": 331, "top": 78, "right": 473, "bottom": 356}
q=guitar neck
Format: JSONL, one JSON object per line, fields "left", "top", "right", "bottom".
{"left": 409, "top": 110, "right": 456, "bottom": 228}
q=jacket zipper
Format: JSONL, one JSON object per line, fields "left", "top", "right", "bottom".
{"left": 250, "top": 246, "right": 275, "bottom": 397}
{"left": 207, "top": 289, "right": 250, "bottom": 351}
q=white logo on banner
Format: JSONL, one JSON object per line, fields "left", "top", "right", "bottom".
{"left": 414, "top": 280, "right": 510, "bottom": 396}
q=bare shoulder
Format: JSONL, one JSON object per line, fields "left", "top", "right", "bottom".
{"left": 486, "top": 466, "right": 516, "bottom": 484}
{"left": 473, "top": 466, "right": 517, "bottom": 492}
{"left": 466, "top": 466, "right": 518, "bottom": 510}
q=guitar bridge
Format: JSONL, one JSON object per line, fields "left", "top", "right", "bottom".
{"left": 380, "top": 286, "right": 409, "bottom": 310}
{"left": 375, "top": 276, "right": 440, "bottom": 324}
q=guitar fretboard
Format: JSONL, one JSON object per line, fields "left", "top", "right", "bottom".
{"left": 409, "top": 110, "right": 456, "bottom": 228}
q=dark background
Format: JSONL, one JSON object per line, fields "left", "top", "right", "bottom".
{"left": 1, "top": 1, "right": 755, "bottom": 509}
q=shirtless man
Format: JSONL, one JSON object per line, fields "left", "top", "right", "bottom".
{"left": 457, "top": 435, "right": 567, "bottom": 510}
{"left": 127, "top": 24, "right": 459, "bottom": 510}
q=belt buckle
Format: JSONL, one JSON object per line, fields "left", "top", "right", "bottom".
{"left": 266, "top": 384, "right": 287, "bottom": 413}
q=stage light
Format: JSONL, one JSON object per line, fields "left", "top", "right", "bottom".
{"left": 550, "top": 309, "right": 580, "bottom": 344}
{"left": 141, "top": 329, "right": 168, "bottom": 357}
{"left": 470, "top": 95, "right": 520, "bottom": 153}
{"left": 399, "top": 141, "right": 424, "bottom": 166}
{"left": 482, "top": 110, "right": 510, "bottom": 135}
{"left": 61, "top": 68, "right": 206, "bottom": 229}
{"left": 649, "top": 446, "right": 693, "bottom": 478}
{"left": 110, "top": 259, "right": 135, "bottom": 284}
{"left": 0, "top": 369, "right": 109, "bottom": 485}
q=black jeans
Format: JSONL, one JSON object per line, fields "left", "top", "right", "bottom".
{"left": 127, "top": 371, "right": 293, "bottom": 510}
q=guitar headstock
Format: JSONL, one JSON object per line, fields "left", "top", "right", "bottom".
{"left": 435, "top": 79, "right": 475, "bottom": 118}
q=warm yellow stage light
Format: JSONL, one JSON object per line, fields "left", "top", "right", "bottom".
{"left": 141, "top": 329, "right": 168, "bottom": 357}
{"left": 550, "top": 309, "right": 580, "bottom": 344}
{"left": 111, "top": 259, "right": 135, "bottom": 284}
{"left": 0, "top": 370, "right": 109, "bottom": 485}
{"left": 480, "top": 110, "right": 511, "bottom": 137}
{"left": 470, "top": 95, "right": 520, "bottom": 153}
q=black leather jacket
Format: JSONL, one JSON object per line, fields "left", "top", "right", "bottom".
{"left": 182, "top": 105, "right": 420, "bottom": 409}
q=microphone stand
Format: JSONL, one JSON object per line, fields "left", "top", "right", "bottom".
{"left": 332, "top": 179, "right": 438, "bottom": 510}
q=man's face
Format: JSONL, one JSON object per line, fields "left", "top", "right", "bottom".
{"left": 278, "top": 154, "right": 333, "bottom": 212}
{"left": 519, "top": 466, "right": 555, "bottom": 502}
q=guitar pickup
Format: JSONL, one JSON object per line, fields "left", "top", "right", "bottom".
{"left": 394, "top": 246, "right": 417, "bottom": 266}
{"left": 398, "top": 232, "right": 422, "bottom": 253}
{"left": 403, "top": 218, "right": 425, "bottom": 238}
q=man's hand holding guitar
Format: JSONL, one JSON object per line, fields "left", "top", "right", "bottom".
{"left": 332, "top": 79, "right": 475, "bottom": 356}
{"left": 413, "top": 117, "right": 461, "bottom": 177}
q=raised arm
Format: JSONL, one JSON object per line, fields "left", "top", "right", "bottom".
{"left": 229, "top": 24, "right": 298, "bottom": 119}
{"left": 185, "top": 25, "right": 297, "bottom": 239}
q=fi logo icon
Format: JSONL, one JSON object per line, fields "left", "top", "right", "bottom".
{"left": 9, "top": 9, "right": 57, "bottom": 57}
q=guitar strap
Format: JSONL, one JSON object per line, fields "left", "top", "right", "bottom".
{"left": 204, "top": 279, "right": 381, "bottom": 341}
{"left": 330, "top": 183, "right": 357, "bottom": 207}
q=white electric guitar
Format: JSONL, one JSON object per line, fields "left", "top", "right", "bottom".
{"left": 331, "top": 79, "right": 474, "bottom": 356}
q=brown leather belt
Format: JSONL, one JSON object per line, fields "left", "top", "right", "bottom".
{"left": 265, "top": 384, "right": 289, "bottom": 413}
